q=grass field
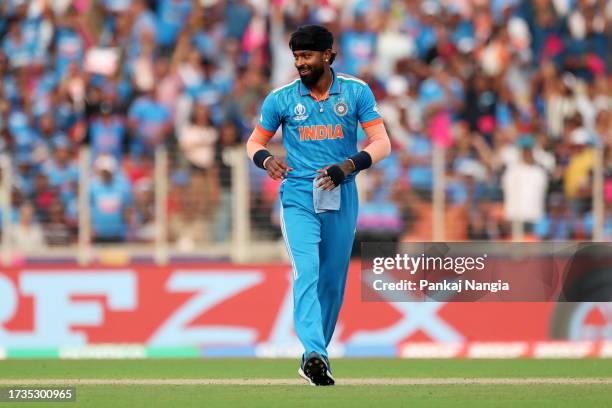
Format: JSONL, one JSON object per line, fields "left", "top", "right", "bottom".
{"left": 0, "top": 359, "right": 611, "bottom": 407}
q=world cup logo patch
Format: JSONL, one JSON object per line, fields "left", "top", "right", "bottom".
{"left": 294, "top": 103, "right": 306, "bottom": 116}
{"left": 334, "top": 102, "right": 348, "bottom": 116}
{"left": 293, "top": 103, "right": 308, "bottom": 121}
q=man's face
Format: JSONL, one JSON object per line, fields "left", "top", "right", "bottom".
{"left": 56, "top": 147, "right": 69, "bottom": 164}
{"left": 522, "top": 148, "right": 535, "bottom": 164}
{"left": 293, "top": 50, "right": 326, "bottom": 86}
{"left": 40, "top": 114, "right": 55, "bottom": 133}
{"left": 101, "top": 169, "right": 113, "bottom": 183}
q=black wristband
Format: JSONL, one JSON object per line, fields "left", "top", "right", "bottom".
{"left": 253, "top": 149, "right": 272, "bottom": 170}
{"left": 326, "top": 165, "right": 346, "bottom": 187}
{"left": 349, "top": 151, "right": 372, "bottom": 171}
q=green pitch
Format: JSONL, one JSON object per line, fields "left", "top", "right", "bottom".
{"left": 0, "top": 359, "right": 610, "bottom": 407}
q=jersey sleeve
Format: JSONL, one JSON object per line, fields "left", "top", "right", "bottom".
{"left": 257, "top": 93, "right": 282, "bottom": 137}
{"left": 357, "top": 85, "right": 383, "bottom": 128}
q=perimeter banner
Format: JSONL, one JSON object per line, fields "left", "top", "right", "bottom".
{"left": 362, "top": 242, "right": 612, "bottom": 302}
{"left": 0, "top": 263, "right": 610, "bottom": 352}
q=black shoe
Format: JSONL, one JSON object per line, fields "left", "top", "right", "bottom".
{"left": 297, "top": 352, "right": 335, "bottom": 386}
{"left": 322, "top": 355, "right": 332, "bottom": 374}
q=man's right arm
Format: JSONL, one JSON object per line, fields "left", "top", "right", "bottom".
{"left": 246, "top": 126, "right": 292, "bottom": 180}
{"left": 245, "top": 124, "right": 274, "bottom": 163}
{"left": 246, "top": 94, "right": 292, "bottom": 179}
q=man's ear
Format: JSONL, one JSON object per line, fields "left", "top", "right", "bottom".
{"left": 328, "top": 51, "right": 337, "bottom": 65}
{"left": 323, "top": 49, "right": 333, "bottom": 63}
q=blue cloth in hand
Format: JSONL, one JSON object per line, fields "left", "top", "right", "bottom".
{"left": 313, "top": 178, "right": 341, "bottom": 213}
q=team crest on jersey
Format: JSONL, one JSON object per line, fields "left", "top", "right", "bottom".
{"left": 293, "top": 103, "right": 309, "bottom": 121}
{"left": 334, "top": 101, "right": 348, "bottom": 116}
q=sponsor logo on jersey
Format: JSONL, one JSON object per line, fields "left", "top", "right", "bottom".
{"left": 298, "top": 124, "right": 344, "bottom": 141}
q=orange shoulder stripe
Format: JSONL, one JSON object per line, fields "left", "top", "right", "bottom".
{"left": 255, "top": 123, "right": 275, "bottom": 138}
{"left": 361, "top": 117, "right": 384, "bottom": 128}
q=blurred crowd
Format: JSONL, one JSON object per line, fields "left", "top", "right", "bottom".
{"left": 0, "top": 0, "right": 610, "bottom": 250}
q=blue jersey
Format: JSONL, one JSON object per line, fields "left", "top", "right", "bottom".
{"left": 257, "top": 68, "right": 382, "bottom": 179}
{"left": 89, "top": 177, "right": 132, "bottom": 239}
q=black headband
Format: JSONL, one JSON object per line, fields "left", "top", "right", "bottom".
{"left": 289, "top": 25, "right": 334, "bottom": 52}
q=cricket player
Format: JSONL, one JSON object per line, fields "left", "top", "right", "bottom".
{"left": 246, "top": 25, "right": 391, "bottom": 386}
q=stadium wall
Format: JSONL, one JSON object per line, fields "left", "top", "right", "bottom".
{"left": 0, "top": 262, "right": 610, "bottom": 359}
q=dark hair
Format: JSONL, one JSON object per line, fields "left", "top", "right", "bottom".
{"left": 190, "top": 103, "right": 212, "bottom": 126}
{"left": 289, "top": 25, "right": 335, "bottom": 58}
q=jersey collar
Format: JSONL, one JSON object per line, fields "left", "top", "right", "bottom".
{"left": 298, "top": 68, "right": 341, "bottom": 99}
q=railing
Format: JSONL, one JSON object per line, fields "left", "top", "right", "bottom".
{"left": 0, "top": 141, "right": 607, "bottom": 265}
{"left": 1, "top": 154, "right": 12, "bottom": 266}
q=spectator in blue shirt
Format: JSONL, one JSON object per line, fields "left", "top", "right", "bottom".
{"left": 184, "top": 58, "right": 230, "bottom": 114}
{"left": 339, "top": 16, "right": 377, "bottom": 76}
{"left": 404, "top": 132, "right": 433, "bottom": 195}
{"left": 535, "top": 193, "right": 574, "bottom": 240}
{"left": 156, "top": 0, "right": 192, "bottom": 49}
{"left": 89, "top": 154, "right": 132, "bottom": 243}
{"left": 128, "top": 89, "right": 171, "bottom": 158}
{"left": 54, "top": 22, "right": 85, "bottom": 79}
{"left": 13, "top": 152, "right": 37, "bottom": 199}
{"left": 90, "top": 102, "right": 126, "bottom": 161}
{"left": 418, "top": 62, "right": 464, "bottom": 114}
{"left": 43, "top": 140, "right": 79, "bottom": 210}
{"left": 9, "top": 107, "right": 39, "bottom": 159}
{"left": 223, "top": 0, "right": 253, "bottom": 41}
{"left": 357, "top": 167, "right": 403, "bottom": 233}
{"left": 129, "top": 0, "right": 158, "bottom": 60}
{"left": 2, "top": 17, "right": 35, "bottom": 69}
{"left": 35, "top": 112, "right": 63, "bottom": 151}
{"left": 414, "top": 2, "right": 438, "bottom": 59}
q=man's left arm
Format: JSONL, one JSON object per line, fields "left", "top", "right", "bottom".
{"left": 361, "top": 121, "right": 392, "bottom": 164}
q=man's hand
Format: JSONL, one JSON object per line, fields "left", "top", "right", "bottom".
{"left": 315, "top": 159, "right": 355, "bottom": 190}
{"left": 264, "top": 156, "right": 293, "bottom": 180}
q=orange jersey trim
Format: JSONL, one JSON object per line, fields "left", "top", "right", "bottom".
{"left": 361, "top": 117, "right": 384, "bottom": 129}
{"left": 255, "top": 123, "right": 275, "bottom": 138}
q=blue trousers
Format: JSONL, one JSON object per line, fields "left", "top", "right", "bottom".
{"left": 279, "top": 177, "right": 358, "bottom": 358}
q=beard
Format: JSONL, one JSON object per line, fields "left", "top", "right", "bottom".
{"left": 298, "top": 63, "right": 325, "bottom": 86}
